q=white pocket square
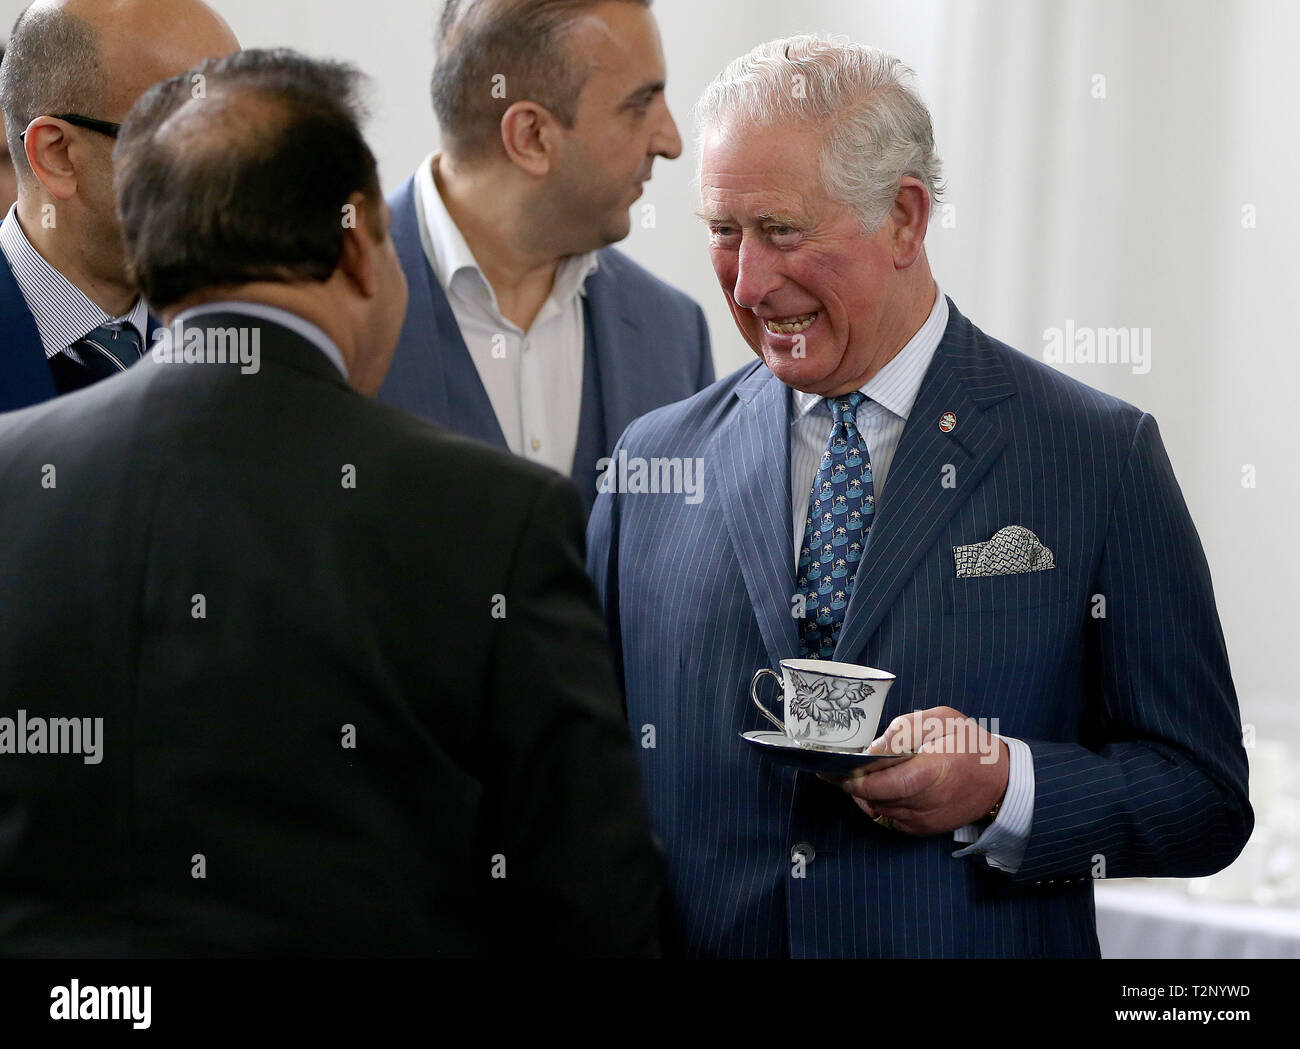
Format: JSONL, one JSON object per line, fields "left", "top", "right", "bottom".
{"left": 953, "top": 525, "right": 1055, "bottom": 578}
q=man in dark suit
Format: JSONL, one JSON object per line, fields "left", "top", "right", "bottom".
{"left": 380, "top": 0, "right": 714, "bottom": 516}
{"left": 588, "top": 35, "right": 1253, "bottom": 957}
{"left": 0, "top": 0, "right": 238, "bottom": 412}
{"left": 0, "top": 48, "right": 663, "bottom": 957}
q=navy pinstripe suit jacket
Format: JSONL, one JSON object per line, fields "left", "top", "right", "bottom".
{"left": 587, "top": 298, "right": 1253, "bottom": 958}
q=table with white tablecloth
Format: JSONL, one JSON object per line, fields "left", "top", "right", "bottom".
{"left": 1095, "top": 881, "right": 1300, "bottom": 958}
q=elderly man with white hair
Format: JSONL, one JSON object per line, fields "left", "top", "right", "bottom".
{"left": 587, "top": 35, "right": 1251, "bottom": 957}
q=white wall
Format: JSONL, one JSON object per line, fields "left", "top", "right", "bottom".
{"left": 4, "top": 0, "right": 1296, "bottom": 750}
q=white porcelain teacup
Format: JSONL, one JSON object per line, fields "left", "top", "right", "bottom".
{"left": 750, "top": 659, "right": 895, "bottom": 751}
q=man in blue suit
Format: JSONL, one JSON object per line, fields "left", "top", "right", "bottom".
{"left": 588, "top": 36, "right": 1253, "bottom": 957}
{"left": 380, "top": 0, "right": 713, "bottom": 515}
{"left": 0, "top": 0, "right": 238, "bottom": 413}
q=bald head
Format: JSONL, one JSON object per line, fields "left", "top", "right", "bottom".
{"left": 60, "top": 0, "right": 238, "bottom": 128}
{"left": 0, "top": 0, "right": 239, "bottom": 184}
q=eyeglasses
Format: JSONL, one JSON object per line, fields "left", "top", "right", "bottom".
{"left": 19, "top": 113, "right": 121, "bottom": 142}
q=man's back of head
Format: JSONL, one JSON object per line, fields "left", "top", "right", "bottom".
{"left": 113, "top": 48, "right": 407, "bottom": 393}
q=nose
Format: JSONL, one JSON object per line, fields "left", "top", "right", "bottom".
{"left": 731, "top": 235, "right": 782, "bottom": 310}
{"left": 653, "top": 103, "right": 683, "bottom": 160}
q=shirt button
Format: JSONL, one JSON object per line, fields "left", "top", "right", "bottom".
{"left": 790, "top": 842, "right": 815, "bottom": 864}
{"left": 530, "top": 438, "right": 542, "bottom": 452}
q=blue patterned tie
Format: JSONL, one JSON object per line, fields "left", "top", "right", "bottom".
{"left": 797, "top": 392, "right": 875, "bottom": 659}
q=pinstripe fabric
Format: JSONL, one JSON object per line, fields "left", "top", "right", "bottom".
{"left": 790, "top": 289, "right": 1032, "bottom": 869}
{"left": 0, "top": 204, "right": 150, "bottom": 358}
{"left": 587, "top": 297, "right": 1253, "bottom": 958}
{"left": 952, "top": 735, "right": 1034, "bottom": 872}
{"left": 789, "top": 288, "right": 948, "bottom": 562}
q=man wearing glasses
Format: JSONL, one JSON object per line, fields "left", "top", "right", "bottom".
{"left": 0, "top": 0, "right": 238, "bottom": 411}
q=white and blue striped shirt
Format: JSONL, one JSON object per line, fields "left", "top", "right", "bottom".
{"left": 788, "top": 284, "right": 1033, "bottom": 872}
{"left": 0, "top": 204, "right": 150, "bottom": 358}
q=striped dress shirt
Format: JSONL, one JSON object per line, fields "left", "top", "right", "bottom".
{"left": 0, "top": 204, "right": 149, "bottom": 358}
{"left": 788, "top": 285, "right": 1033, "bottom": 871}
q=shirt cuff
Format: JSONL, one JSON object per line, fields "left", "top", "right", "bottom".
{"left": 951, "top": 736, "right": 1035, "bottom": 873}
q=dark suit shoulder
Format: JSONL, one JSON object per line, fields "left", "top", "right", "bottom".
{"left": 961, "top": 313, "right": 1147, "bottom": 434}
{"left": 0, "top": 332, "right": 571, "bottom": 532}
{"left": 613, "top": 358, "right": 765, "bottom": 453}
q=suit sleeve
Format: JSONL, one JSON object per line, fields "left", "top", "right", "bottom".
{"left": 481, "top": 472, "right": 662, "bottom": 955}
{"left": 1003, "top": 412, "right": 1253, "bottom": 887}
{"left": 693, "top": 303, "right": 715, "bottom": 391}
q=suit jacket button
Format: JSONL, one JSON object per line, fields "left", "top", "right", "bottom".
{"left": 791, "top": 842, "right": 816, "bottom": 864}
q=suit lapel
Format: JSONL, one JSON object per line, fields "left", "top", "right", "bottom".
{"left": 427, "top": 271, "right": 507, "bottom": 446}
{"left": 571, "top": 295, "right": 608, "bottom": 511}
{"left": 833, "top": 304, "right": 1016, "bottom": 664}
{"left": 581, "top": 253, "right": 645, "bottom": 464}
{"left": 387, "top": 176, "right": 505, "bottom": 448}
{"left": 0, "top": 249, "right": 55, "bottom": 411}
{"left": 713, "top": 366, "right": 800, "bottom": 668}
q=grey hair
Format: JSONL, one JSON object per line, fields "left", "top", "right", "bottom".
{"left": 694, "top": 34, "right": 944, "bottom": 231}
{"left": 0, "top": 5, "right": 105, "bottom": 182}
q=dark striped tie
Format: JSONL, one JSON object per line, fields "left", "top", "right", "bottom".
{"left": 48, "top": 321, "right": 144, "bottom": 394}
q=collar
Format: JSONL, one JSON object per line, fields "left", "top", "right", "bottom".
{"left": 791, "top": 283, "right": 949, "bottom": 423}
{"left": 171, "top": 300, "right": 349, "bottom": 381}
{"left": 413, "top": 151, "right": 600, "bottom": 307}
{"left": 0, "top": 203, "right": 150, "bottom": 358}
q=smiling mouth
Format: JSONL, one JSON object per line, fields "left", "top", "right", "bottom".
{"left": 763, "top": 312, "right": 818, "bottom": 335}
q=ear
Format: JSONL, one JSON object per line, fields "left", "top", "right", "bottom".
{"left": 22, "top": 118, "right": 79, "bottom": 200}
{"left": 336, "top": 192, "right": 381, "bottom": 299}
{"left": 499, "top": 100, "right": 558, "bottom": 178}
{"left": 889, "top": 177, "right": 930, "bottom": 269}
